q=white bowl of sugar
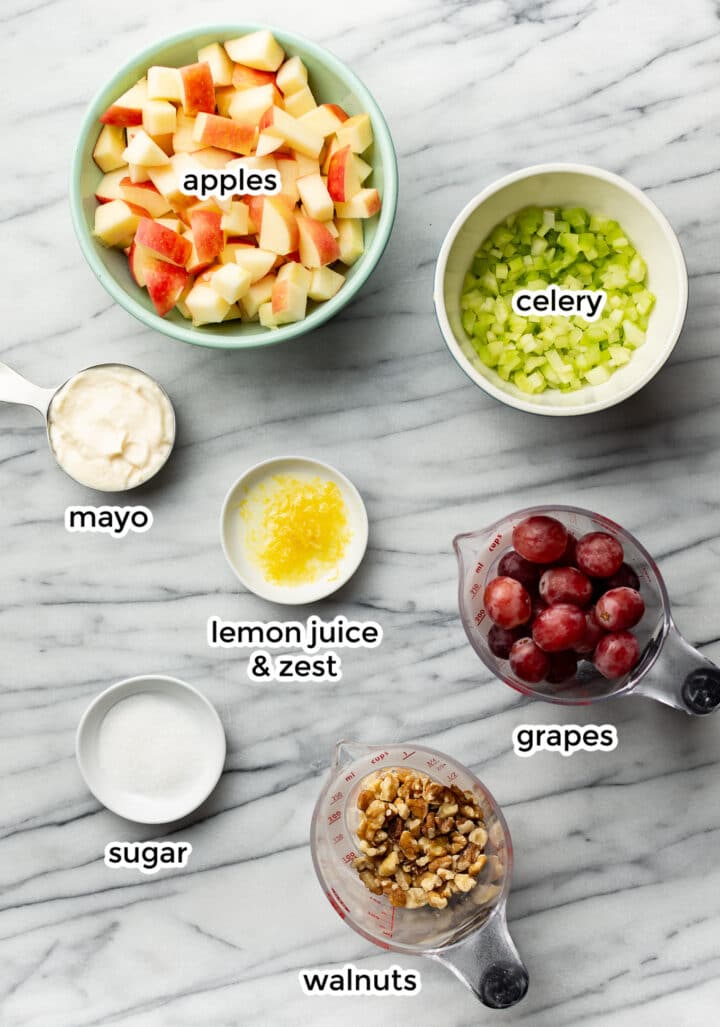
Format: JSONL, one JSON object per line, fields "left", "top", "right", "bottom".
{"left": 76, "top": 675, "right": 226, "bottom": 824}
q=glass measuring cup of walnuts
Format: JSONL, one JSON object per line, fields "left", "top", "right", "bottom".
{"left": 311, "top": 740, "right": 528, "bottom": 1009}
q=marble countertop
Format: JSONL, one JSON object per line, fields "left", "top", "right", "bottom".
{"left": 2, "top": 0, "right": 720, "bottom": 1023}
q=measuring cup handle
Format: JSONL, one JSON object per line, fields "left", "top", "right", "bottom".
{"left": 0, "top": 360, "right": 55, "bottom": 416}
{"left": 633, "top": 618, "right": 720, "bottom": 715}
{"left": 435, "top": 908, "right": 529, "bottom": 1009}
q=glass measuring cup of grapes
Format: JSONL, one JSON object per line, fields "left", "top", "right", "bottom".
{"left": 454, "top": 505, "right": 720, "bottom": 713}
{"left": 311, "top": 740, "right": 528, "bottom": 1009}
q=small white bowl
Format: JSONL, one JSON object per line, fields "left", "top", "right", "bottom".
{"left": 434, "top": 163, "right": 688, "bottom": 416}
{"left": 76, "top": 675, "right": 226, "bottom": 824}
{"left": 220, "top": 456, "right": 369, "bottom": 604}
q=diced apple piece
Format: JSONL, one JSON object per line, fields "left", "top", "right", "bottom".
{"left": 336, "top": 217, "right": 364, "bottom": 265}
{"left": 193, "top": 112, "right": 255, "bottom": 155}
{"left": 93, "top": 124, "right": 126, "bottom": 172}
{"left": 99, "top": 79, "right": 148, "bottom": 125}
{"left": 198, "top": 42, "right": 234, "bottom": 86}
{"left": 144, "top": 257, "right": 189, "bottom": 316}
{"left": 284, "top": 85, "right": 316, "bottom": 118}
{"left": 224, "top": 303, "right": 243, "bottom": 321}
{"left": 129, "top": 163, "right": 151, "bottom": 183}
{"left": 156, "top": 216, "right": 184, "bottom": 232}
{"left": 224, "top": 30, "right": 285, "bottom": 72}
{"left": 334, "top": 188, "right": 381, "bottom": 218}
{"left": 189, "top": 209, "right": 223, "bottom": 264}
{"left": 122, "top": 129, "right": 170, "bottom": 167}
{"left": 299, "top": 103, "right": 348, "bottom": 138}
{"left": 128, "top": 241, "right": 152, "bottom": 286}
{"left": 210, "top": 262, "right": 252, "bottom": 303}
{"left": 308, "top": 265, "right": 345, "bottom": 301}
{"left": 93, "top": 200, "right": 140, "bottom": 247}
{"left": 297, "top": 173, "right": 334, "bottom": 222}
{"left": 172, "top": 113, "right": 204, "bottom": 153}
{"left": 231, "top": 64, "right": 276, "bottom": 90}
{"left": 352, "top": 154, "right": 372, "bottom": 183}
{"left": 239, "top": 273, "right": 275, "bottom": 318}
{"left": 221, "top": 201, "right": 249, "bottom": 235}
{"left": 147, "top": 153, "right": 195, "bottom": 209}
{"left": 191, "top": 147, "right": 235, "bottom": 168}
{"left": 147, "top": 66, "right": 182, "bottom": 101}
{"left": 95, "top": 168, "right": 128, "bottom": 202}
{"left": 219, "top": 242, "right": 249, "bottom": 263}
{"left": 258, "top": 301, "right": 280, "bottom": 327}
{"left": 142, "top": 100, "right": 177, "bottom": 137}
{"left": 179, "top": 62, "right": 215, "bottom": 115}
{"left": 185, "top": 283, "right": 231, "bottom": 325}
{"left": 119, "top": 177, "right": 171, "bottom": 218}
{"left": 324, "top": 220, "right": 339, "bottom": 238}
{"left": 327, "top": 145, "right": 361, "bottom": 202}
{"left": 293, "top": 153, "right": 321, "bottom": 178}
{"left": 260, "top": 107, "right": 322, "bottom": 158}
{"left": 296, "top": 214, "right": 340, "bottom": 267}
{"left": 336, "top": 113, "right": 373, "bottom": 153}
{"left": 259, "top": 196, "right": 299, "bottom": 254}
{"left": 256, "top": 131, "right": 285, "bottom": 157}
{"left": 228, "top": 83, "right": 276, "bottom": 124}
{"left": 271, "top": 262, "right": 310, "bottom": 324}
{"left": 276, "top": 155, "right": 300, "bottom": 204}
{"left": 215, "top": 86, "right": 235, "bottom": 117}
{"left": 136, "top": 217, "right": 192, "bottom": 266}
{"left": 183, "top": 230, "right": 211, "bottom": 275}
{"left": 235, "top": 247, "right": 276, "bottom": 282}
{"left": 276, "top": 56, "right": 307, "bottom": 96}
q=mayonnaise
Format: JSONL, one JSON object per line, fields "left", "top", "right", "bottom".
{"left": 48, "top": 365, "right": 174, "bottom": 491}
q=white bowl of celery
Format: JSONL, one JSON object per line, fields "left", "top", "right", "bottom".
{"left": 434, "top": 164, "right": 688, "bottom": 415}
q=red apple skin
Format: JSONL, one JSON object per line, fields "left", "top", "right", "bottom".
{"left": 324, "top": 103, "right": 349, "bottom": 123}
{"left": 296, "top": 214, "right": 340, "bottom": 267}
{"left": 232, "top": 65, "right": 276, "bottom": 90}
{"left": 179, "top": 63, "right": 216, "bottom": 115}
{"left": 143, "top": 257, "right": 189, "bottom": 316}
{"left": 100, "top": 105, "right": 143, "bottom": 126}
{"left": 195, "top": 114, "right": 255, "bottom": 154}
{"left": 189, "top": 209, "right": 224, "bottom": 264}
{"left": 135, "top": 218, "right": 192, "bottom": 267}
{"left": 327, "top": 145, "right": 355, "bottom": 202}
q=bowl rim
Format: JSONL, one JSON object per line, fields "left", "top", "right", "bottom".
{"left": 219, "top": 454, "right": 369, "bottom": 603}
{"left": 70, "top": 23, "right": 399, "bottom": 350}
{"left": 433, "top": 162, "right": 689, "bottom": 416}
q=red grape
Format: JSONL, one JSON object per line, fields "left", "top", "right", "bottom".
{"left": 497, "top": 550, "right": 540, "bottom": 592}
{"left": 604, "top": 562, "right": 641, "bottom": 592}
{"left": 593, "top": 631, "right": 640, "bottom": 679}
{"left": 576, "top": 532, "right": 624, "bottom": 578}
{"left": 488, "top": 624, "right": 523, "bottom": 660}
{"left": 509, "top": 638, "right": 550, "bottom": 683}
{"left": 575, "top": 608, "right": 606, "bottom": 654}
{"left": 532, "top": 604, "right": 586, "bottom": 652}
{"left": 484, "top": 577, "right": 531, "bottom": 629}
{"left": 595, "top": 587, "right": 645, "bottom": 631}
{"left": 551, "top": 532, "right": 578, "bottom": 567}
{"left": 546, "top": 650, "right": 578, "bottom": 684}
{"left": 539, "top": 566, "right": 593, "bottom": 606}
{"left": 512, "top": 515, "right": 568, "bottom": 564}
{"left": 531, "top": 595, "right": 548, "bottom": 621}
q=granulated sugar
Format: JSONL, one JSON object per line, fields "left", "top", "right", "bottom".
{"left": 97, "top": 692, "right": 209, "bottom": 798}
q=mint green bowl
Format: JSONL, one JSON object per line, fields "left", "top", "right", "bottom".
{"left": 70, "top": 24, "right": 398, "bottom": 349}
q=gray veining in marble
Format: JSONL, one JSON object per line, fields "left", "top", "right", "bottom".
{"left": 1, "top": 0, "right": 720, "bottom": 1024}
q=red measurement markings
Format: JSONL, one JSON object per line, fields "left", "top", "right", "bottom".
{"left": 401, "top": 750, "right": 416, "bottom": 761}
{"left": 475, "top": 609, "right": 486, "bottom": 626}
{"left": 333, "top": 832, "right": 344, "bottom": 844}
{"left": 330, "top": 790, "right": 343, "bottom": 804}
{"left": 341, "top": 851, "right": 356, "bottom": 864}
{"left": 344, "top": 770, "right": 356, "bottom": 783}
{"left": 371, "top": 751, "right": 389, "bottom": 764}
{"left": 475, "top": 562, "right": 485, "bottom": 574}
{"left": 447, "top": 770, "right": 458, "bottom": 782}
{"left": 327, "top": 810, "right": 341, "bottom": 825}
{"left": 488, "top": 533, "right": 503, "bottom": 552}
{"left": 470, "top": 582, "right": 480, "bottom": 598}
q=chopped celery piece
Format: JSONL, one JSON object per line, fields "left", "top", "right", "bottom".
{"left": 462, "top": 204, "right": 655, "bottom": 395}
